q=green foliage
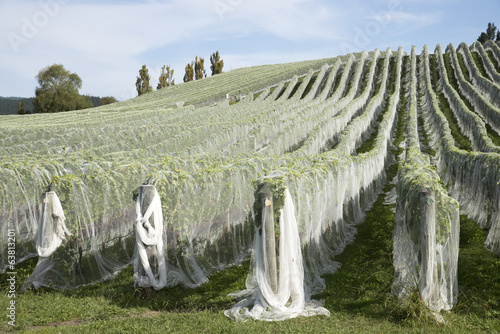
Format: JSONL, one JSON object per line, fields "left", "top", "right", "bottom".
{"left": 194, "top": 56, "right": 206, "bottom": 80}
{"left": 33, "top": 64, "right": 93, "bottom": 113}
{"left": 17, "top": 100, "right": 25, "bottom": 115}
{"left": 478, "top": 22, "right": 499, "bottom": 43}
{"left": 136, "top": 65, "right": 153, "bottom": 96}
{"left": 0, "top": 96, "right": 34, "bottom": 115}
{"left": 183, "top": 62, "right": 194, "bottom": 82}
{"left": 100, "top": 96, "right": 118, "bottom": 106}
{"left": 210, "top": 51, "right": 224, "bottom": 76}
{"left": 157, "top": 65, "right": 175, "bottom": 90}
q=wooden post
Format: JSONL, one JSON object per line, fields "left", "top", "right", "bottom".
{"left": 420, "top": 190, "right": 440, "bottom": 304}
{"left": 40, "top": 192, "right": 50, "bottom": 242}
{"left": 140, "top": 185, "right": 156, "bottom": 219}
{"left": 261, "top": 191, "right": 278, "bottom": 294}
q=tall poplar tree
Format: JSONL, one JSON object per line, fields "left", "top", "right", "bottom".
{"left": 478, "top": 22, "right": 499, "bottom": 44}
{"left": 210, "top": 51, "right": 224, "bottom": 76}
{"left": 184, "top": 62, "right": 194, "bottom": 82}
{"left": 157, "top": 65, "right": 175, "bottom": 90}
{"left": 194, "top": 56, "right": 206, "bottom": 80}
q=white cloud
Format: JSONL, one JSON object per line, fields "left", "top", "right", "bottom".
{"left": 375, "top": 11, "right": 443, "bottom": 30}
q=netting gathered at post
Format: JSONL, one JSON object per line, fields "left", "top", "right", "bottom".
{"left": 134, "top": 185, "right": 167, "bottom": 290}
{"left": 225, "top": 178, "right": 330, "bottom": 321}
{"left": 36, "top": 191, "right": 71, "bottom": 258}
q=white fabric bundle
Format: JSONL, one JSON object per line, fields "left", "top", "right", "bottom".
{"left": 134, "top": 187, "right": 167, "bottom": 290}
{"left": 36, "top": 191, "right": 71, "bottom": 258}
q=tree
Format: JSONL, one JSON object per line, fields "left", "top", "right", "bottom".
{"left": 210, "top": 51, "right": 224, "bottom": 76}
{"left": 17, "top": 101, "right": 25, "bottom": 115}
{"left": 184, "top": 62, "right": 194, "bottom": 82}
{"left": 486, "top": 22, "right": 497, "bottom": 40}
{"left": 194, "top": 56, "right": 206, "bottom": 80}
{"left": 136, "top": 65, "right": 153, "bottom": 96}
{"left": 157, "top": 65, "right": 175, "bottom": 90}
{"left": 497, "top": 30, "right": 500, "bottom": 42}
{"left": 478, "top": 22, "right": 498, "bottom": 44}
{"left": 33, "top": 64, "right": 93, "bottom": 113}
{"left": 100, "top": 96, "right": 118, "bottom": 105}
{"left": 478, "top": 32, "right": 489, "bottom": 44}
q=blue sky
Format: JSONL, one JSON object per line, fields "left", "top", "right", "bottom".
{"left": 0, "top": 0, "right": 499, "bottom": 101}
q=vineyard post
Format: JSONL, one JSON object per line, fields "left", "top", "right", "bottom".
{"left": 420, "top": 189, "right": 440, "bottom": 304}
{"left": 40, "top": 191, "right": 50, "bottom": 242}
{"left": 261, "top": 191, "right": 278, "bottom": 294}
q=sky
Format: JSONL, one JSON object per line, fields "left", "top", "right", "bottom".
{"left": 0, "top": 0, "right": 499, "bottom": 101}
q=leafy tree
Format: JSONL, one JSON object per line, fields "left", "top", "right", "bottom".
{"left": 17, "top": 101, "right": 25, "bottom": 115}
{"left": 210, "top": 51, "right": 224, "bottom": 76}
{"left": 100, "top": 96, "right": 118, "bottom": 105}
{"left": 478, "top": 22, "right": 498, "bottom": 44}
{"left": 486, "top": 22, "right": 497, "bottom": 40}
{"left": 478, "top": 32, "right": 489, "bottom": 44}
{"left": 136, "top": 65, "right": 153, "bottom": 96}
{"left": 194, "top": 56, "right": 206, "bottom": 80}
{"left": 184, "top": 62, "right": 194, "bottom": 82}
{"left": 33, "top": 64, "right": 93, "bottom": 113}
{"left": 157, "top": 65, "right": 175, "bottom": 90}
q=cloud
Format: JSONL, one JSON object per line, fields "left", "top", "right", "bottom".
{"left": 375, "top": 11, "right": 443, "bottom": 31}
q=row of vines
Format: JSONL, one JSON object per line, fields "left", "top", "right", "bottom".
{"left": 1, "top": 40, "right": 499, "bottom": 319}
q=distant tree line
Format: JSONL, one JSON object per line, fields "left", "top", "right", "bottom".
{"left": 136, "top": 50, "right": 224, "bottom": 96}
{"left": 0, "top": 97, "right": 34, "bottom": 115}
{"left": 478, "top": 22, "right": 500, "bottom": 44}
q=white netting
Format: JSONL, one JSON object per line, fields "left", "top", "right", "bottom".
{"left": 446, "top": 44, "right": 500, "bottom": 136}
{"left": 393, "top": 46, "right": 459, "bottom": 313}
{"left": 418, "top": 45, "right": 500, "bottom": 255}
{"left": 435, "top": 44, "right": 500, "bottom": 154}
{"left": 457, "top": 42, "right": 500, "bottom": 109}
{"left": 470, "top": 41, "right": 500, "bottom": 85}
{"left": 224, "top": 189, "right": 330, "bottom": 321}
{"left": 3, "top": 44, "right": 498, "bottom": 322}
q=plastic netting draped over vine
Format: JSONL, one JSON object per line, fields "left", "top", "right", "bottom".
{"left": 1, "top": 42, "right": 500, "bottom": 320}
{"left": 392, "top": 46, "right": 459, "bottom": 313}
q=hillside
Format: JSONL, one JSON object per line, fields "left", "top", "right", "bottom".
{"left": 0, "top": 41, "right": 499, "bottom": 330}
